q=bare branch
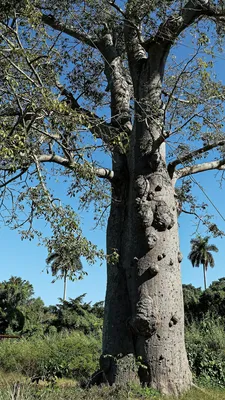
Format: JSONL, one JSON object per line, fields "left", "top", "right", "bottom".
{"left": 163, "top": 47, "right": 200, "bottom": 115}
{"left": 36, "top": 154, "right": 115, "bottom": 181}
{"left": 33, "top": 154, "right": 53, "bottom": 204}
{"left": 0, "top": 168, "right": 28, "bottom": 188}
{"left": 168, "top": 139, "right": 225, "bottom": 173}
{"left": 33, "top": 126, "right": 74, "bottom": 162}
{"left": 175, "top": 158, "right": 225, "bottom": 180}
{"left": 162, "top": 90, "right": 190, "bottom": 104}
{"left": 37, "top": 153, "right": 73, "bottom": 167}
{"left": 0, "top": 51, "right": 38, "bottom": 86}
{"left": 107, "top": 1, "right": 126, "bottom": 17}
{"left": 95, "top": 168, "right": 115, "bottom": 180}
{"left": 14, "top": 19, "right": 43, "bottom": 87}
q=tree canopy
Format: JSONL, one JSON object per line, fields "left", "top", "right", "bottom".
{"left": 188, "top": 235, "right": 219, "bottom": 289}
{"left": 0, "top": 1, "right": 225, "bottom": 252}
{"left": 46, "top": 249, "right": 83, "bottom": 300}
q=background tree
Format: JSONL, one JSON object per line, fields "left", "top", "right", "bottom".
{"left": 0, "top": 277, "right": 40, "bottom": 334}
{"left": 198, "top": 278, "right": 225, "bottom": 320}
{"left": 46, "top": 248, "right": 83, "bottom": 301}
{"left": 188, "top": 236, "right": 219, "bottom": 290}
{"left": 182, "top": 284, "right": 202, "bottom": 325}
{"left": 49, "top": 294, "right": 103, "bottom": 336}
{"left": 1, "top": 0, "right": 225, "bottom": 395}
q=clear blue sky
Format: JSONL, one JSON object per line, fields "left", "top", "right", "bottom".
{"left": 1, "top": 15, "right": 225, "bottom": 306}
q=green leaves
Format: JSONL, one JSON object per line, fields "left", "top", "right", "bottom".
{"left": 0, "top": 277, "right": 34, "bottom": 334}
{"left": 1, "top": 0, "right": 225, "bottom": 270}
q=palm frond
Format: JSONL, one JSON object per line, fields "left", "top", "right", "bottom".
{"left": 207, "top": 253, "right": 215, "bottom": 268}
{"left": 207, "top": 245, "right": 219, "bottom": 253}
{"left": 46, "top": 252, "right": 60, "bottom": 264}
{"left": 188, "top": 235, "right": 218, "bottom": 275}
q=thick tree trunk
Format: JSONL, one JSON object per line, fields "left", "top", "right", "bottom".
{"left": 102, "top": 60, "right": 192, "bottom": 395}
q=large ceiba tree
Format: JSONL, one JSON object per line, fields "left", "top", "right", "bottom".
{"left": 1, "top": 0, "right": 225, "bottom": 395}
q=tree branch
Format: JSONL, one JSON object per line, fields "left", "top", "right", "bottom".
{"left": 176, "top": 158, "right": 225, "bottom": 180}
{"left": 107, "top": 0, "right": 126, "bottom": 17}
{"left": 94, "top": 168, "right": 115, "bottom": 180}
{"left": 0, "top": 168, "right": 28, "bottom": 188}
{"left": 162, "top": 90, "right": 190, "bottom": 104}
{"left": 41, "top": 14, "right": 99, "bottom": 49}
{"left": 168, "top": 139, "right": 225, "bottom": 173}
{"left": 144, "top": 0, "right": 214, "bottom": 50}
{"left": 163, "top": 46, "right": 200, "bottom": 115}
{"left": 57, "top": 82, "right": 118, "bottom": 146}
{"left": 36, "top": 154, "right": 115, "bottom": 181}
{"left": 124, "top": 1, "right": 147, "bottom": 68}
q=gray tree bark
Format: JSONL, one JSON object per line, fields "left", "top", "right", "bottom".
{"left": 102, "top": 43, "right": 192, "bottom": 396}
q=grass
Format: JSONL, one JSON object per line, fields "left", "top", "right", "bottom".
{"left": 179, "top": 388, "right": 225, "bottom": 400}
{"left": 0, "top": 374, "right": 224, "bottom": 400}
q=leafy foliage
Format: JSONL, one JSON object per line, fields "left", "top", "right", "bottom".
{"left": 186, "top": 318, "right": 225, "bottom": 387}
{"left": 182, "top": 284, "right": 202, "bottom": 325}
{"left": 0, "top": 0, "right": 225, "bottom": 254}
{"left": 198, "top": 278, "right": 225, "bottom": 319}
{"left": 183, "top": 279, "right": 225, "bottom": 386}
{"left": 0, "top": 277, "right": 37, "bottom": 334}
{"left": 48, "top": 295, "right": 103, "bottom": 336}
{"left": 183, "top": 278, "right": 225, "bottom": 325}
{"left": 2, "top": 276, "right": 225, "bottom": 387}
{"left": 0, "top": 277, "right": 104, "bottom": 338}
{"left": 0, "top": 331, "right": 101, "bottom": 381}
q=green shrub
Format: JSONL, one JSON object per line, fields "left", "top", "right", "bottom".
{"left": 185, "top": 318, "right": 225, "bottom": 386}
{"left": 0, "top": 331, "right": 101, "bottom": 381}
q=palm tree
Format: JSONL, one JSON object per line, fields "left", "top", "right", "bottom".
{"left": 46, "top": 250, "right": 82, "bottom": 301}
{"left": 188, "top": 235, "right": 218, "bottom": 290}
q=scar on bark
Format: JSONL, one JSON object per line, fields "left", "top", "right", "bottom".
{"left": 146, "top": 227, "right": 158, "bottom": 250}
{"left": 138, "top": 263, "right": 159, "bottom": 286}
{"left": 128, "top": 296, "right": 158, "bottom": 338}
{"left": 136, "top": 198, "right": 158, "bottom": 251}
{"left": 135, "top": 176, "right": 150, "bottom": 199}
{"left": 152, "top": 201, "right": 175, "bottom": 231}
{"left": 178, "top": 251, "right": 183, "bottom": 263}
{"left": 136, "top": 198, "right": 154, "bottom": 227}
{"left": 145, "top": 151, "right": 161, "bottom": 172}
{"left": 169, "top": 315, "right": 179, "bottom": 327}
{"left": 158, "top": 253, "right": 166, "bottom": 261}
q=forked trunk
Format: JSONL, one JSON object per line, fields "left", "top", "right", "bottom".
{"left": 102, "top": 60, "right": 192, "bottom": 395}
